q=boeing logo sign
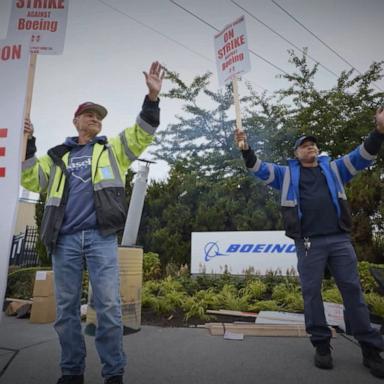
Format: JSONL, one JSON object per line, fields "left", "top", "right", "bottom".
{"left": 192, "top": 231, "right": 297, "bottom": 275}
{"left": 204, "top": 242, "right": 296, "bottom": 262}
{"left": 226, "top": 242, "right": 296, "bottom": 254}
{"left": 204, "top": 242, "right": 228, "bottom": 261}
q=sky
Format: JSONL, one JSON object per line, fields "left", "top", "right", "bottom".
{"left": 0, "top": 0, "right": 383, "bottom": 183}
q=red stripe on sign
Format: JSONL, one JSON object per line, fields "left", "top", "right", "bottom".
{"left": 0, "top": 129, "right": 7, "bottom": 138}
{"left": 0, "top": 168, "right": 5, "bottom": 177}
{"left": 0, "top": 148, "right": 5, "bottom": 156}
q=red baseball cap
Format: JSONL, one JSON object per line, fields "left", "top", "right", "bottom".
{"left": 74, "top": 102, "right": 108, "bottom": 120}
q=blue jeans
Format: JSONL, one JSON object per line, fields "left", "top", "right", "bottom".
{"left": 52, "top": 229, "right": 126, "bottom": 378}
{"left": 295, "top": 233, "right": 384, "bottom": 349}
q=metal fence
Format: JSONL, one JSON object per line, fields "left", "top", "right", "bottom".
{"left": 9, "top": 226, "right": 40, "bottom": 267}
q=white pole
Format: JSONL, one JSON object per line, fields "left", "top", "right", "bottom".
{"left": 121, "top": 163, "right": 150, "bottom": 246}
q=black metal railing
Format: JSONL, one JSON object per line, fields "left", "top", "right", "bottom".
{"left": 9, "top": 226, "right": 40, "bottom": 267}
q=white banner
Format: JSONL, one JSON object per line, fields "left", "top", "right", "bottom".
{"left": 214, "top": 15, "right": 251, "bottom": 87}
{"left": 191, "top": 231, "right": 297, "bottom": 275}
{"left": 0, "top": 38, "right": 29, "bottom": 318}
{"left": 7, "top": 0, "right": 69, "bottom": 55}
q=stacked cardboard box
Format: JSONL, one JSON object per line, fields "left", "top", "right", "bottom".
{"left": 30, "top": 270, "right": 56, "bottom": 323}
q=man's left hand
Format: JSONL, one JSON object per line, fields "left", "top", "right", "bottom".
{"left": 144, "top": 61, "right": 165, "bottom": 101}
{"left": 376, "top": 106, "right": 384, "bottom": 134}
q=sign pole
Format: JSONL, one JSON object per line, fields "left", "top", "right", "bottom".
{"left": 21, "top": 52, "right": 37, "bottom": 161}
{"left": 232, "top": 76, "right": 245, "bottom": 149}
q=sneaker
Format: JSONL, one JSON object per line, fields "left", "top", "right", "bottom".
{"left": 56, "top": 375, "right": 84, "bottom": 384}
{"left": 362, "top": 345, "right": 384, "bottom": 378}
{"left": 104, "top": 376, "right": 124, "bottom": 384}
{"left": 314, "top": 343, "right": 333, "bottom": 369}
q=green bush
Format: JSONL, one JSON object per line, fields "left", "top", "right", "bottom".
{"left": 240, "top": 279, "right": 267, "bottom": 301}
{"left": 365, "top": 292, "right": 384, "bottom": 317}
{"left": 322, "top": 287, "right": 343, "bottom": 304}
{"left": 358, "top": 261, "right": 383, "bottom": 293}
{"left": 177, "top": 275, "right": 201, "bottom": 295}
{"left": 143, "top": 252, "right": 161, "bottom": 281}
{"left": 142, "top": 276, "right": 187, "bottom": 315}
{"left": 249, "top": 300, "right": 281, "bottom": 312}
{"left": 215, "top": 284, "right": 249, "bottom": 311}
{"left": 281, "top": 292, "right": 304, "bottom": 312}
{"left": 182, "top": 289, "right": 218, "bottom": 321}
{"left": 271, "top": 282, "right": 304, "bottom": 312}
{"left": 6, "top": 267, "right": 50, "bottom": 299}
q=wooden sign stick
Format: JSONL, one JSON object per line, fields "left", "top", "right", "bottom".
{"left": 232, "top": 76, "right": 245, "bottom": 150}
{"left": 21, "top": 52, "right": 37, "bottom": 162}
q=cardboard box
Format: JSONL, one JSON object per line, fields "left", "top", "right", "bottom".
{"left": 30, "top": 296, "right": 56, "bottom": 323}
{"left": 32, "top": 271, "right": 55, "bottom": 297}
{"left": 5, "top": 300, "right": 32, "bottom": 316}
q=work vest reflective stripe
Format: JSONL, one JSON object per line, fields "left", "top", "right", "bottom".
{"left": 119, "top": 131, "right": 137, "bottom": 162}
{"left": 343, "top": 155, "right": 358, "bottom": 176}
{"left": 46, "top": 196, "right": 61, "bottom": 207}
{"left": 330, "top": 161, "right": 347, "bottom": 200}
{"left": 281, "top": 169, "right": 296, "bottom": 207}
{"left": 22, "top": 156, "right": 36, "bottom": 171}
{"left": 264, "top": 163, "right": 275, "bottom": 185}
{"left": 93, "top": 146, "right": 125, "bottom": 190}
{"left": 359, "top": 144, "right": 376, "bottom": 161}
{"left": 22, "top": 156, "right": 49, "bottom": 190}
{"left": 137, "top": 115, "right": 156, "bottom": 135}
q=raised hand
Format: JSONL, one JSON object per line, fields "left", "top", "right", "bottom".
{"left": 24, "top": 118, "right": 34, "bottom": 138}
{"left": 234, "top": 128, "right": 249, "bottom": 150}
{"left": 376, "top": 106, "right": 384, "bottom": 134}
{"left": 143, "top": 61, "right": 165, "bottom": 101}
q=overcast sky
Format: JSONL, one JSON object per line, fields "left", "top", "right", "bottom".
{"left": 1, "top": 0, "right": 383, "bottom": 181}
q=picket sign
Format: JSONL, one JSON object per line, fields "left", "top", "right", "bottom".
{"left": 0, "top": 38, "right": 30, "bottom": 319}
{"left": 6, "top": 0, "right": 69, "bottom": 159}
{"left": 214, "top": 15, "right": 251, "bottom": 149}
{"left": 0, "top": 1, "right": 69, "bottom": 316}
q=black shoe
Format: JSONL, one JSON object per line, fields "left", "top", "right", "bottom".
{"left": 105, "top": 376, "right": 124, "bottom": 384}
{"left": 314, "top": 343, "right": 333, "bottom": 369}
{"left": 56, "top": 375, "right": 84, "bottom": 384}
{"left": 362, "top": 345, "right": 384, "bottom": 378}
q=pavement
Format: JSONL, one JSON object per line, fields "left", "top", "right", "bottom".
{"left": 0, "top": 315, "right": 383, "bottom": 384}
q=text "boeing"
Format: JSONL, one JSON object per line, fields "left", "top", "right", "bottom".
{"left": 226, "top": 243, "right": 296, "bottom": 253}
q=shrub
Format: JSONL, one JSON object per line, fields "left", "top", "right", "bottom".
{"left": 281, "top": 291, "right": 304, "bottom": 312}
{"left": 365, "top": 292, "right": 384, "bottom": 318}
{"left": 272, "top": 282, "right": 304, "bottom": 312}
{"left": 164, "top": 262, "right": 180, "bottom": 277}
{"left": 6, "top": 267, "right": 49, "bottom": 299}
{"left": 143, "top": 252, "right": 161, "bottom": 281}
{"left": 358, "top": 261, "right": 383, "bottom": 293}
{"left": 249, "top": 300, "right": 281, "bottom": 312}
{"left": 216, "top": 284, "right": 249, "bottom": 311}
{"left": 142, "top": 276, "right": 187, "bottom": 316}
{"left": 322, "top": 287, "right": 343, "bottom": 304}
{"left": 240, "top": 279, "right": 267, "bottom": 301}
{"left": 183, "top": 289, "right": 218, "bottom": 321}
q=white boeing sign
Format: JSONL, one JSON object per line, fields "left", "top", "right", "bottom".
{"left": 191, "top": 231, "right": 297, "bottom": 275}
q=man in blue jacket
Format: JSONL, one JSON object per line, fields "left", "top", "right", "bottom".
{"left": 235, "top": 107, "right": 384, "bottom": 378}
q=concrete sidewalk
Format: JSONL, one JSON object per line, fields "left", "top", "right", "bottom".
{"left": 0, "top": 315, "right": 382, "bottom": 384}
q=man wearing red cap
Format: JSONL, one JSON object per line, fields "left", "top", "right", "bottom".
{"left": 235, "top": 107, "right": 384, "bottom": 378}
{"left": 22, "top": 61, "right": 164, "bottom": 384}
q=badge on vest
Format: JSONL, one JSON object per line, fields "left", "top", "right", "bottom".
{"left": 100, "top": 166, "right": 113, "bottom": 179}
